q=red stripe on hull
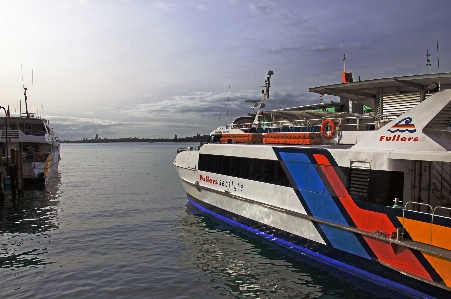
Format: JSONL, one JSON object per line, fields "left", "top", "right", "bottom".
{"left": 312, "top": 153, "right": 433, "bottom": 282}
{"left": 364, "top": 237, "right": 433, "bottom": 281}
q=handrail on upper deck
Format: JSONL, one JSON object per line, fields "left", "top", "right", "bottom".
{"left": 434, "top": 206, "right": 451, "bottom": 219}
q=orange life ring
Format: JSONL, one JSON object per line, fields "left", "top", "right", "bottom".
{"left": 320, "top": 119, "right": 335, "bottom": 139}
{"left": 36, "top": 153, "right": 44, "bottom": 162}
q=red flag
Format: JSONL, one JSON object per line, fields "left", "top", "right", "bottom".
{"left": 6, "top": 105, "right": 10, "bottom": 118}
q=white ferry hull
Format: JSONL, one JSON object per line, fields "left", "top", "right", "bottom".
{"left": 178, "top": 177, "right": 327, "bottom": 245}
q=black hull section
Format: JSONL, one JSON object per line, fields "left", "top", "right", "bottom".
{"left": 187, "top": 193, "right": 446, "bottom": 299}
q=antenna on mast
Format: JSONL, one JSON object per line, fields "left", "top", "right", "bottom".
{"left": 343, "top": 54, "right": 346, "bottom": 72}
{"left": 20, "top": 64, "right": 33, "bottom": 118}
{"left": 24, "top": 87, "right": 29, "bottom": 118}
{"left": 21, "top": 64, "right": 30, "bottom": 118}
{"left": 227, "top": 83, "right": 230, "bottom": 119}
{"left": 436, "top": 33, "right": 441, "bottom": 91}
{"left": 426, "top": 49, "right": 431, "bottom": 74}
{"left": 252, "top": 70, "right": 274, "bottom": 125}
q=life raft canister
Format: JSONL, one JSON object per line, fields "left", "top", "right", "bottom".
{"left": 320, "top": 119, "right": 336, "bottom": 139}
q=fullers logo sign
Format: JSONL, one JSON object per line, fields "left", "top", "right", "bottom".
{"left": 380, "top": 117, "right": 419, "bottom": 142}
{"left": 379, "top": 135, "right": 418, "bottom": 142}
{"left": 387, "top": 117, "right": 416, "bottom": 133}
{"left": 199, "top": 174, "right": 218, "bottom": 185}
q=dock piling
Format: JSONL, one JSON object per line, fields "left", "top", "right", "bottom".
{"left": 10, "top": 149, "right": 23, "bottom": 198}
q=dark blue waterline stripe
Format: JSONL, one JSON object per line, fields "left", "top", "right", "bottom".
{"left": 186, "top": 195, "right": 436, "bottom": 299}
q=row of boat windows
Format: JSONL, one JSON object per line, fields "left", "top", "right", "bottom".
{"left": 0, "top": 123, "right": 47, "bottom": 135}
{"left": 198, "top": 154, "right": 403, "bottom": 207}
{"left": 198, "top": 154, "right": 291, "bottom": 186}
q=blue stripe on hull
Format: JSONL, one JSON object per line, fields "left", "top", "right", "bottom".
{"left": 278, "top": 151, "right": 371, "bottom": 260}
{"left": 299, "top": 190, "right": 348, "bottom": 225}
{"left": 318, "top": 224, "right": 370, "bottom": 259}
{"left": 279, "top": 152, "right": 348, "bottom": 225}
{"left": 186, "top": 193, "right": 438, "bottom": 299}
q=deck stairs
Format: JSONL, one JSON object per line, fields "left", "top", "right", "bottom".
{"left": 347, "top": 162, "right": 370, "bottom": 199}
{"left": 431, "top": 161, "right": 451, "bottom": 209}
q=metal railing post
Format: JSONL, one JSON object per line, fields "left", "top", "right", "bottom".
{"left": 404, "top": 201, "right": 434, "bottom": 245}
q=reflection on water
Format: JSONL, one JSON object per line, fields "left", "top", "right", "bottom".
{"left": 174, "top": 202, "right": 407, "bottom": 299}
{"left": 0, "top": 173, "right": 62, "bottom": 269}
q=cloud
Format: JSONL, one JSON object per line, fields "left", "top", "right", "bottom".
{"left": 267, "top": 45, "right": 302, "bottom": 54}
{"left": 268, "top": 41, "right": 369, "bottom": 55}
{"left": 248, "top": 2, "right": 271, "bottom": 14}
{"left": 248, "top": 1, "right": 307, "bottom": 27}
{"left": 52, "top": 113, "right": 214, "bottom": 140}
{"left": 310, "top": 45, "right": 336, "bottom": 52}
{"left": 49, "top": 116, "right": 123, "bottom": 139}
{"left": 116, "top": 91, "right": 254, "bottom": 120}
{"left": 110, "top": 88, "right": 319, "bottom": 122}
{"left": 311, "top": 42, "right": 370, "bottom": 52}
{"left": 338, "top": 42, "right": 370, "bottom": 50}
{"left": 150, "top": 1, "right": 176, "bottom": 10}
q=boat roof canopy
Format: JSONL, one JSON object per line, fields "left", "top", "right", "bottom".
{"left": 309, "top": 72, "right": 451, "bottom": 101}
{"left": 245, "top": 73, "right": 451, "bottom": 125}
{"left": 261, "top": 102, "right": 347, "bottom": 122}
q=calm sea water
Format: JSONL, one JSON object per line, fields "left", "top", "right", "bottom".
{"left": 0, "top": 142, "right": 411, "bottom": 299}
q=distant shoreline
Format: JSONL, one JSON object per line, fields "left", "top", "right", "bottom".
{"left": 60, "top": 136, "right": 209, "bottom": 144}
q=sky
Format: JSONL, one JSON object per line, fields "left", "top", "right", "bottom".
{"left": 0, "top": 0, "right": 450, "bottom": 141}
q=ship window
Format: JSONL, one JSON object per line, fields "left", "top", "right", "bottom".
{"left": 252, "top": 159, "right": 263, "bottom": 181}
{"left": 240, "top": 158, "right": 252, "bottom": 179}
{"left": 198, "top": 154, "right": 290, "bottom": 187}
{"left": 198, "top": 154, "right": 206, "bottom": 171}
{"left": 261, "top": 160, "right": 276, "bottom": 184}
{"left": 214, "top": 155, "right": 223, "bottom": 175}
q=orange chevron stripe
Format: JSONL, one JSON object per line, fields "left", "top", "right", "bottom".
{"left": 398, "top": 217, "right": 451, "bottom": 251}
{"left": 423, "top": 254, "right": 451, "bottom": 287}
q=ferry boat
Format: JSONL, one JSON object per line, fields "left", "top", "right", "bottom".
{"left": 174, "top": 70, "right": 451, "bottom": 298}
{"left": 0, "top": 87, "right": 60, "bottom": 186}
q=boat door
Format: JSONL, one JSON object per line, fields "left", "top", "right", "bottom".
{"left": 410, "top": 160, "right": 431, "bottom": 211}
{"left": 407, "top": 160, "right": 451, "bottom": 214}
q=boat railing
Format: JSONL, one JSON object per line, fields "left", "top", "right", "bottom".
{"left": 402, "top": 201, "right": 434, "bottom": 244}
{"left": 31, "top": 132, "right": 46, "bottom": 136}
{"left": 401, "top": 201, "right": 451, "bottom": 247}
{"left": 434, "top": 206, "right": 451, "bottom": 219}
{"left": 177, "top": 146, "right": 200, "bottom": 153}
